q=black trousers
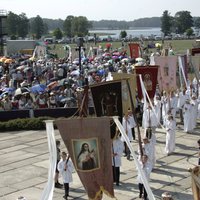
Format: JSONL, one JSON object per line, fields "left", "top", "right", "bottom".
{"left": 138, "top": 183, "right": 147, "bottom": 199}
{"left": 132, "top": 127, "right": 135, "bottom": 140}
{"left": 112, "top": 166, "right": 120, "bottom": 184}
{"left": 64, "top": 183, "right": 69, "bottom": 197}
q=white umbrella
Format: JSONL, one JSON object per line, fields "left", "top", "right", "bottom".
{"left": 15, "top": 87, "right": 30, "bottom": 96}
{"left": 70, "top": 70, "right": 80, "bottom": 76}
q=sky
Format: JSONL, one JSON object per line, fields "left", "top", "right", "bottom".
{"left": 1, "top": 0, "right": 200, "bottom": 21}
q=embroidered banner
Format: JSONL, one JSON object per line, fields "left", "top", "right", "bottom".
{"left": 90, "top": 80, "right": 123, "bottom": 121}
{"left": 134, "top": 66, "right": 158, "bottom": 99}
{"left": 153, "top": 56, "right": 178, "bottom": 92}
{"left": 56, "top": 117, "right": 114, "bottom": 200}
{"left": 128, "top": 43, "right": 140, "bottom": 59}
{"left": 189, "top": 55, "right": 200, "bottom": 81}
{"left": 111, "top": 73, "right": 137, "bottom": 115}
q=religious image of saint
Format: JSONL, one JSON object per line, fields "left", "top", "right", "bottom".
{"left": 143, "top": 73, "right": 152, "bottom": 91}
{"left": 73, "top": 139, "right": 99, "bottom": 171}
{"left": 101, "top": 92, "right": 118, "bottom": 116}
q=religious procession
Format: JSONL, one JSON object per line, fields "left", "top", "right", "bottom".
{"left": 1, "top": 38, "right": 200, "bottom": 200}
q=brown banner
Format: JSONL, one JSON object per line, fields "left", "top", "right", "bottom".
{"left": 90, "top": 80, "right": 123, "bottom": 120}
{"left": 56, "top": 117, "right": 115, "bottom": 200}
{"left": 134, "top": 66, "right": 158, "bottom": 99}
{"left": 128, "top": 43, "right": 140, "bottom": 59}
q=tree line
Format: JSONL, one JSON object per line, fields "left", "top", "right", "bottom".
{"left": 5, "top": 10, "right": 200, "bottom": 40}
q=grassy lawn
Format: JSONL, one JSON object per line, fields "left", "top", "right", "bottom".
{"left": 48, "top": 39, "right": 196, "bottom": 59}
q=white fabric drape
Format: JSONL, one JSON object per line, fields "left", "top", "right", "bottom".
{"left": 40, "top": 120, "right": 57, "bottom": 200}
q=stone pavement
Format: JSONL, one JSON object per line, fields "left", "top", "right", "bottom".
{"left": 0, "top": 120, "right": 199, "bottom": 200}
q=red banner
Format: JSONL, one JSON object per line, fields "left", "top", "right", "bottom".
{"left": 128, "top": 43, "right": 140, "bottom": 59}
{"left": 56, "top": 117, "right": 115, "bottom": 200}
{"left": 134, "top": 66, "right": 158, "bottom": 99}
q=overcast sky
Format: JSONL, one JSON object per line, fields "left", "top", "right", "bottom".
{"left": 1, "top": 0, "right": 200, "bottom": 21}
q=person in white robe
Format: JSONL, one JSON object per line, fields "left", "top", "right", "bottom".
{"left": 169, "top": 91, "right": 178, "bottom": 119}
{"left": 177, "top": 89, "right": 189, "bottom": 123}
{"left": 154, "top": 95, "right": 161, "bottom": 127}
{"left": 137, "top": 154, "right": 151, "bottom": 200}
{"left": 122, "top": 113, "right": 132, "bottom": 160}
{"left": 161, "top": 91, "right": 170, "bottom": 127}
{"left": 190, "top": 95, "right": 198, "bottom": 130}
{"left": 112, "top": 128, "right": 124, "bottom": 186}
{"left": 183, "top": 99, "right": 194, "bottom": 133}
{"left": 165, "top": 115, "right": 176, "bottom": 155}
{"left": 57, "top": 152, "right": 74, "bottom": 199}
{"left": 138, "top": 137, "right": 154, "bottom": 171}
{"left": 127, "top": 108, "right": 137, "bottom": 140}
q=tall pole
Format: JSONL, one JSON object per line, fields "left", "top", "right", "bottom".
{"left": 126, "top": 79, "right": 143, "bottom": 156}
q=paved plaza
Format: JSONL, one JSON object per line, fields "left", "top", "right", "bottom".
{"left": 0, "top": 120, "right": 199, "bottom": 200}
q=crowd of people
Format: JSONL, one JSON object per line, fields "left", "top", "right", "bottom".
{"left": 3, "top": 42, "right": 200, "bottom": 200}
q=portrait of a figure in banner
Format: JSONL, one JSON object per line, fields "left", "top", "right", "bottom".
{"left": 72, "top": 138, "right": 100, "bottom": 171}
{"left": 143, "top": 73, "right": 152, "bottom": 91}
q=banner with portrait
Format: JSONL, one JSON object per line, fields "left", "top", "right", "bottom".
{"left": 90, "top": 80, "right": 123, "bottom": 120}
{"left": 189, "top": 55, "right": 200, "bottom": 81}
{"left": 56, "top": 117, "right": 115, "bottom": 200}
{"left": 134, "top": 66, "right": 158, "bottom": 100}
{"left": 111, "top": 73, "right": 137, "bottom": 115}
{"left": 128, "top": 43, "right": 140, "bottom": 59}
{"left": 153, "top": 56, "right": 178, "bottom": 92}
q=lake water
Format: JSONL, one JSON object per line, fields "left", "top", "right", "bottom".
{"left": 89, "top": 27, "right": 162, "bottom": 38}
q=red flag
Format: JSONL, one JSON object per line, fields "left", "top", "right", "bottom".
{"left": 56, "top": 117, "right": 115, "bottom": 200}
{"left": 134, "top": 66, "right": 158, "bottom": 99}
{"left": 128, "top": 43, "right": 140, "bottom": 58}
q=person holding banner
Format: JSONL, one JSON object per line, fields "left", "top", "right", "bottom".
{"left": 57, "top": 152, "right": 74, "bottom": 199}
{"left": 122, "top": 113, "right": 133, "bottom": 160}
{"left": 112, "top": 128, "right": 124, "bottom": 186}
{"left": 137, "top": 154, "right": 151, "bottom": 200}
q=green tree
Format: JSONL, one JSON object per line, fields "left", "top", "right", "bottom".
{"left": 186, "top": 28, "right": 194, "bottom": 38}
{"left": 63, "top": 15, "right": 74, "bottom": 38}
{"left": 30, "top": 15, "right": 45, "bottom": 39}
{"left": 161, "top": 10, "right": 173, "bottom": 36}
{"left": 120, "top": 30, "right": 127, "bottom": 39}
{"left": 63, "top": 15, "right": 91, "bottom": 38}
{"left": 53, "top": 28, "right": 63, "bottom": 39}
{"left": 7, "top": 12, "right": 19, "bottom": 37}
{"left": 174, "top": 11, "right": 193, "bottom": 34}
{"left": 17, "top": 13, "right": 29, "bottom": 38}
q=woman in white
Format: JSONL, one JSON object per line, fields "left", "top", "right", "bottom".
{"left": 57, "top": 152, "right": 74, "bottom": 199}
{"left": 154, "top": 95, "right": 161, "bottom": 127}
{"left": 183, "top": 99, "right": 193, "bottom": 133}
{"left": 165, "top": 115, "right": 176, "bottom": 155}
{"left": 112, "top": 128, "right": 124, "bottom": 186}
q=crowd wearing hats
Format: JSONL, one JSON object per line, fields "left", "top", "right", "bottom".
{"left": 0, "top": 43, "right": 148, "bottom": 111}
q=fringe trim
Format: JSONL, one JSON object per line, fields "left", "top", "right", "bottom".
{"left": 88, "top": 186, "right": 117, "bottom": 200}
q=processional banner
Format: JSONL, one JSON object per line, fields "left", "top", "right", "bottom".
{"left": 56, "top": 117, "right": 114, "bottom": 200}
{"left": 128, "top": 43, "right": 140, "bottom": 59}
{"left": 153, "top": 56, "right": 178, "bottom": 92}
{"left": 134, "top": 66, "right": 158, "bottom": 100}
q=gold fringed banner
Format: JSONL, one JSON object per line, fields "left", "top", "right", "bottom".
{"left": 189, "top": 166, "right": 200, "bottom": 200}
{"left": 56, "top": 117, "right": 115, "bottom": 200}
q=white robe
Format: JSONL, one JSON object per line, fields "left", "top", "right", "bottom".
{"left": 112, "top": 137, "right": 124, "bottom": 167}
{"left": 183, "top": 102, "right": 193, "bottom": 132}
{"left": 57, "top": 158, "right": 74, "bottom": 183}
{"left": 165, "top": 119, "right": 176, "bottom": 154}
{"left": 137, "top": 159, "right": 151, "bottom": 184}
{"left": 122, "top": 117, "right": 133, "bottom": 141}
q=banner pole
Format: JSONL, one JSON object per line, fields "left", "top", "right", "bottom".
{"left": 126, "top": 79, "right": 143, "bottom": 156}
